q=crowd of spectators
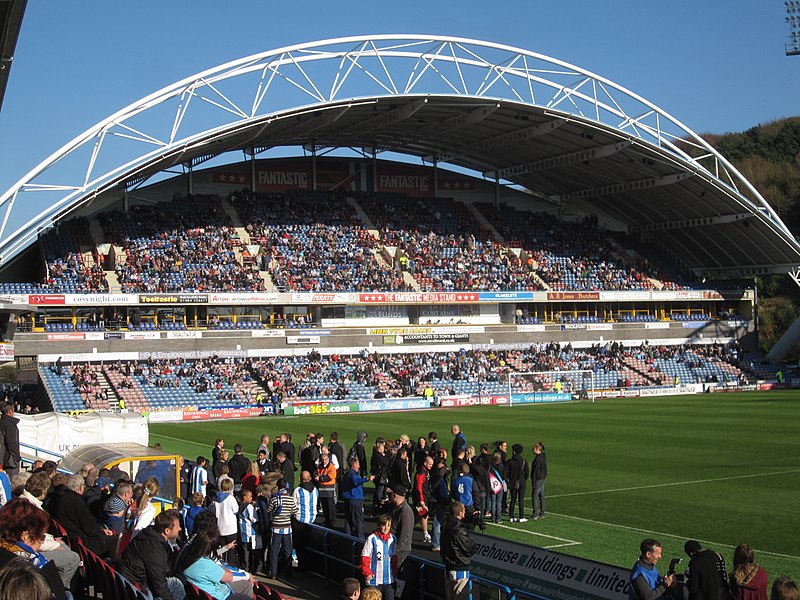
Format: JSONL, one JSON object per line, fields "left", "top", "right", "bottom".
{"left": 100, "top": 195, "right": 265, "bottom": 293}
{"left": 41, "top": 217, "right": 109, "bottom": 293}
{"left": 232, "top": 189, "right": 412, "bottom": 292}
{"left": 44, "top": 341, "right": 756, "bottom": 415}
{"left": 475, "top": 203, "right": 668, "bottom": 291}
{"left": 0, "top": 188, "right": 713, "bottom": 296}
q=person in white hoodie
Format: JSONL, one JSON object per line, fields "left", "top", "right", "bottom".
{"left": 213, "top": 477, "right": 240, "bottom": 567}
{"left": 21, "top": 472, "right": 81, "bottom": 590}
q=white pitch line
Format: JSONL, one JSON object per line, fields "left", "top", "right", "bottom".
{"left": 544, "top": 542, "right": 583, "bottom": 549}
{"left": 549, "top": 512, "right": 800, "bottom": 561}
{"left": 550, "top": 468, "right": 800, "bottom": 498}
{"left": 489, "top": 522, "right": 581, "bottom": 545}
{"left": 148, "top": 434, "right": 208, "bottom": 448}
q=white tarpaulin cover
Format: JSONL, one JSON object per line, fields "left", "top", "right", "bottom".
{"left": 19, "top": 412, "right": 149, "bottom": 456}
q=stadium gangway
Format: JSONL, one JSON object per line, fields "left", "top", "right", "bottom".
{"left": 301, "top": 523, "right": 550, "bottom": 600}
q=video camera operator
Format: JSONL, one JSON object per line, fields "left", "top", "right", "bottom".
{"left": 630, "top": 538, "right": 688, "bottom": 600}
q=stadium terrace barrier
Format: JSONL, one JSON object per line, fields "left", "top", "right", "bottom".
{"left": 299, "top": 523, "right": 549, "bottom": 600}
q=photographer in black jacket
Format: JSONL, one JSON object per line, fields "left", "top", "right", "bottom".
{"left": 440, "top": 500, "right": 477, "bottom": 600}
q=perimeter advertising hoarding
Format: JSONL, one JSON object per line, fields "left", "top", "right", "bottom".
{"left": 284, "top": 402, "right": 359, "bottom": 416}
{"left": 439, "top": 395, "right": 502, "bottom": 408}
{"left": 0, "top": 343, "right": 13, "bottom": 362}
{"left": 511, "top": 392, "right": 572, "bottom": 404}
{"left": 471, "top": 532, "right": 630, "bottom": 600}
{"left": 389, "top": 333, "right": 470, "bottom": 344}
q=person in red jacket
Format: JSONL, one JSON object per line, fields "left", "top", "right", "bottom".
{"left": 730, "top": 544, "right": 768, "bottom": 600}
{"left": 413, "top": 456, "right": 433, "bottom": 544}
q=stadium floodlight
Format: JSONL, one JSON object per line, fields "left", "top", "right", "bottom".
{"left": 787, "top": 1, "right": 800, "bottom": 55}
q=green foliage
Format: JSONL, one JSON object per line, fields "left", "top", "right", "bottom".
{"left": 706, "top": 119, "right": 800, "bottom": 360}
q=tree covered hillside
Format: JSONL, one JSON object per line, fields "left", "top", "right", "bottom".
{"left": 704, "top": 118, "right": 800, "bottom": 360}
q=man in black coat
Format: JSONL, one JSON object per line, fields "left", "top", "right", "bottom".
{"left": 228, "top": 444, "right": 251, "bottom": 491}
{"left": 328, "top": 432, "right": 346, "bottom": 479}
{"left": 46, "top": 474, "right": 119, "bottom": 562}
{"left": 684, "top": 540, "right": 728, "bottom": 600}
{"left": 299, "top": 436, "right": 321, "bottom": 474}
{"left": 0, "top": 402, "right": 20, "bottom": 478}
{"left": 120, "top": 509, "right": 183, "bottom": 600}
{"left": 276, "top": 451, "right": 295, "bottom": 491}
{"left": 440, "top": 501, "right": 477, "bottom": 600}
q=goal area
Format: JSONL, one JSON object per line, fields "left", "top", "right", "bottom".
{"left": 506, "top": 370, "right": 595, "bottom": 405}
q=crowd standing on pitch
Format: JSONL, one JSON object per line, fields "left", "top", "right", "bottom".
{"left": 0, "top": 412, "right": 792, "bottom": 600}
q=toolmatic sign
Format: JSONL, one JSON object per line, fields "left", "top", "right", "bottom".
{"left": 471, "top": 533, "right": 630, "bottom": 600}
{"left": 138, "top": 294, "right": 208, "bottom": 304}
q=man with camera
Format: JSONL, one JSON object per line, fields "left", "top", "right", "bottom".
{"left": 630, "top": 539, "right": 687, "bottom": 600}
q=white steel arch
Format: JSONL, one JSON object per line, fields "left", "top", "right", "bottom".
{"left": 0, "top": 34, "right": 787, "bottom": 264}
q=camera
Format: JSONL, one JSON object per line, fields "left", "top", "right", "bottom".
{"left": 667, "top": 557, "right": 685, "bottom": 582}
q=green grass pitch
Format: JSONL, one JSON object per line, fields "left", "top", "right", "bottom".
{"left": 150, "top": 391, "right": 800, "bottom": 580}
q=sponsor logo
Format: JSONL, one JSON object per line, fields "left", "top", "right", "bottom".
{"left": 360, "top": 292, "right": 479, "bottom": 303}
{"left": 46, "top": 332, "right": 84, "bottom": 341}
{"left": 139, "top": 294, "right": 208, "bottom": 304}
{"left": 124, "top": 331, "right": 161, "bottom": 340}
{"left": 29, "top": 294, "right": 66, "bottom": 305}
{"left": 547, "top": 292, "right": 600, "bottom": 301}
{"left": 311, "top": 294, "right": 336, "bottom": 302}
{"left": 258, "top": 170, "right": 309, "bottom": 187}
{"left": 68, "top": 294, "right": 133, "bottom": 304}
{"left": 379, "top": 174, "right": 429, "bottom": 192}
{"left": 289, "top": 403, "right": 354, "bottom": 416}
{"left": 166, "top": 331, "right": 202, "bottom": 339}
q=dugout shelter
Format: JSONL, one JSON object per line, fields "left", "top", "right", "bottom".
{"left": 59, "top": 442, "right": 180, "bottom": 500}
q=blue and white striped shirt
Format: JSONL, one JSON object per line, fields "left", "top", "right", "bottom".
{"left": 292, "top": 485, "right": 319, "bottom": 524}
{"left": 238, "top": 503, "right": 261, "bottom": 547}
{"left": 361, "top": 531, "right": 396, "bottom": 586}
{"left": 191, "top": 465, "right": 208, "bottom": 497}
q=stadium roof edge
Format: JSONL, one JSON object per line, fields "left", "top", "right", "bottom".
{"left": 0, "top": 34, "right": 797, "bottom": 277}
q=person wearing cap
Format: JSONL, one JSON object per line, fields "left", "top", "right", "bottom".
{"left": 684, "top": 540, "right": 729, "bottom": 600}
{"left": 388, "top": 484, "right": 414, "bottom": 572}
{"left": 103, "top": 481, "right": 133, "bottom": 534}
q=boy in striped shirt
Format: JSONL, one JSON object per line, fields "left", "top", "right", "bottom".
{"left": 267, "top": 479, "right": 298, "bottom": 580}
{"left": 360, "top": 514, "right": 398, "bottom": 599}
{"left": 190, "top": 456, "right": 209, "bottom": 503}
{"left": 238, "top": 489, "right": 262, "bottom": 574}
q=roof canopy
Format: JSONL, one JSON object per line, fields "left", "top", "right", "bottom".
{"left": 1, "top": 35, "right": 798, "bottom": 278}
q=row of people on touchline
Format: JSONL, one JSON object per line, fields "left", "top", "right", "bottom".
{"left": 630, "top": 538, "right": 797, "bottom": 600}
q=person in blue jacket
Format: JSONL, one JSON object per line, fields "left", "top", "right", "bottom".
{"left": 341, "top": 458, "right": 374, "bottom": 540}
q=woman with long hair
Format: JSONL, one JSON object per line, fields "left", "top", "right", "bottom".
{"left": 730, "top": 544, "right": 768, "bottom": 600}
{"left": 180, "top": 525, "right": 254, "bottom": 599}
{"left": 131, "top": 476, "right": 160, "bottom": 539}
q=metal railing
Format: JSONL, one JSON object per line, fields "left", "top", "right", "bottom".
{"left": 300, "top": 523, "right": 550, "bottom": 600}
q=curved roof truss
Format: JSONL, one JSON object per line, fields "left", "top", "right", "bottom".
{"left": 0, "top": 34, "right": 798, "bottom": 276}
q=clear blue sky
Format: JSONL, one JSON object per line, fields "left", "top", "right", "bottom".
{"left": 0, "top": 1, "right": 796, "bottom": 198}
